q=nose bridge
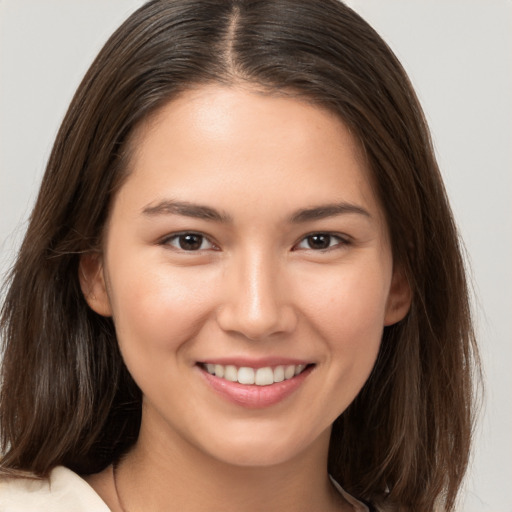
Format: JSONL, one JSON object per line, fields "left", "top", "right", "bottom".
{"left": 243, "top": 249, "right": 278, "bottom": 321}
{"left": 217, "top": 246, "right": 295, "bottom": 339}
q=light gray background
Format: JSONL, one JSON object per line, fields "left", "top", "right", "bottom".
{"left": 1, "top": 1, "right": 511, "bottom": 511}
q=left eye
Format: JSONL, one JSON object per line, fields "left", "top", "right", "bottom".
{"left": 164, "top": 233, "right": 215, "bottom": 251}
{"left": 295, "top": 233, "right": 345, "bottom": 250}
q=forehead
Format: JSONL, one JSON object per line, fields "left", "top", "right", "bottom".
{"left": 117, "top": 85, "right": 383, "bottom": 225}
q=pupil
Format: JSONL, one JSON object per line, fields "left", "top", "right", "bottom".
{"left": 179, "top": 234, "right": 202, "bottom": 250}
{"left": 308, "top": 234, "right": 330, "bottom": 249}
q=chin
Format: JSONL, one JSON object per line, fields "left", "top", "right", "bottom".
{"left": 212, "top": 445, "right": 302, "bottom": 468}
{"left": 199, "top": 425, "right": 330, "bottom": 469}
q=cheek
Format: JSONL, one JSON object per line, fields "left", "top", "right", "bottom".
{"left": 107, "top": 258, "right": 219, "bottom": 354}
{"left": 296, "top": 261, "right": 391, "bottom": 360}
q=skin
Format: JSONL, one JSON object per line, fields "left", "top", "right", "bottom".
{"left": 81, "top": 85, "right": 411, "bottom": 511}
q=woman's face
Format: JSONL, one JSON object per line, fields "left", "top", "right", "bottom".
{"left": 82, "top": 85, "right": 410, "bottom": 468}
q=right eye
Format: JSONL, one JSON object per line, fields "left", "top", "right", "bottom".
{"left": 162, "top": 233, "right": 216, "bottom": 251}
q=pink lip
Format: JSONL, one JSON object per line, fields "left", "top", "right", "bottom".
{"left": 198, "top": 364, "right": 314, "bottom": 409}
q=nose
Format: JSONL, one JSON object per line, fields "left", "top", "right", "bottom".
{"left": 216, "top": 250, "right": 297, "bottom": 340}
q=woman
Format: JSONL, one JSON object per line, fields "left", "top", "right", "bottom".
{"left": 0, "top": 1, "right": 479, "bottom": 510}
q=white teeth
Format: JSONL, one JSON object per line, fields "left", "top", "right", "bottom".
{"left": 237, "top": 367, "right": 255, "bottom": 385}
{"left": 255, "top": 367, "right": 274, "bottom": 386}
{"left": 295, "top": 364, "right": 306, "bottom": 375}
{"left": 284, "top": 365, "right": 296, "bottom": 380}
{"left": 273, "top": 365, "right": 285, "bottom": 383}
{"left": 214, "top": 364, "right": 224, "bottom": 378}
{"left": 203, "top": 363, "right": 308, "bottom": 386}
{"left": 224, "top": 365, "right": 238, "bottom": 382}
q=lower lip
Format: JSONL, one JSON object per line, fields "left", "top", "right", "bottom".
{"left": 199, "top": 365, "right": 313, "bottom": 409}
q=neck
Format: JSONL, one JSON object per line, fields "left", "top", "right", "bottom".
{"left": 114, "top": 414, "right": 347, "bottom": 512}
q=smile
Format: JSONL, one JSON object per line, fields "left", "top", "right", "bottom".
{"left": 202, "top": 363, "right": 308, "bottom": 386}
{"left": 198, "top": 361, "right": 315, "bottom": 408}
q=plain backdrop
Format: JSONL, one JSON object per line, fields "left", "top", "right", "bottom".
{"left": 1, "top": 1, "right": 511, "bottom": 511}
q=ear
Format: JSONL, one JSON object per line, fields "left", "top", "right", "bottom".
{"left": 384, "top": 266, "right": 412, "bottom": 326}
{"left": 79, "top": 253, "right": 113, "bottom": 317}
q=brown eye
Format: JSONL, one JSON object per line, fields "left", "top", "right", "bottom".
{"left": 295, "top": 233, "right": 347, "bottom": 251}
{"left": 305, "top": 234, "right": 332, "bottom": 250}
{"left": 164, "top": 233, "right": 214, "bottom": 251}
{"left": 178, "top": 234, "right": 203, "bottom": 250}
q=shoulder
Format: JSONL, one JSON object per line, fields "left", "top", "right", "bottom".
{"left": 0, "top": 466, "right": 110, "bottom": 512}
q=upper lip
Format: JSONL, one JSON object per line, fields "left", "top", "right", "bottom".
{"left": 197, "top": 357, "right": 314, "bottom": 369}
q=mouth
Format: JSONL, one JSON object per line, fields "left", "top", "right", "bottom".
{"left": 197, "top": 361, "right": 315, "bottom": 408}
{"left": 199, "top": 362, "right": 311, "bottom": 386}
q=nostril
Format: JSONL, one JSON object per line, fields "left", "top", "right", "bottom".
{"left": 215, "top": 303, "right": 297, "bottom": 340}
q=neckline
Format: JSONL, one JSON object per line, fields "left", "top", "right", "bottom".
{"left": 329, "top": 475, "right": 371, "bottom": 512}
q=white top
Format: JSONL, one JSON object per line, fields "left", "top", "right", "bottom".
{"left": 0, "top": 466, "right": 370, "bottom": 511}
{"left": 0, "top": 467, "right": 109, "bottom": 512}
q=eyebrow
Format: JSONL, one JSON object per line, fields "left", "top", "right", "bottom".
{"left": 141, "top": 199, "right": 371, "bottom": 224}
{"left": 142, "top": 200, "right": 233, "bottom": 223}
{"left": 289, "top": 202, "right": 371, "bottom": 223}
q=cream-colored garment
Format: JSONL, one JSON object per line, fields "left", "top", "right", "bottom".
{"left": 0, "top": 466, "right": 369, "bottom": 511}
{"left": 0, "top": 466, "right": 109, "bottom": 512}
{"left": 330, "top": 476, "right": 370, "bottom": 512}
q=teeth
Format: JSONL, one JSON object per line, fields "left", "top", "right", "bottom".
{"left": 273, "top": 365, "right": 285, "bottom": 383}
{"left": 295, "top": 364, "right": 306, "bottom": 375}
{"left": 255, "top": 367, "right": 274, "bottom": 386}
{"left": 238, "top": 367, "right": 255, "bottom": 385}
{"left": 203, "top": 363, "right": 308, "bottom": 386}
{"left": 284, "top": 365, "right": 296, "bottom": 380}
{"left": 224, "top": 365, "right": 238, "bottom": 382}
{"left": 214, "top": 364, "right": 224, "bottom": 378}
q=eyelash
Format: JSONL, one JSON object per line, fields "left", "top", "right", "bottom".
{"left": 160, "top": 231, "right": 350, "bottom": 253}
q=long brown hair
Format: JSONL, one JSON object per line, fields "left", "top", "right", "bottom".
{"left": 1, "top": 1, "right": 479, "bottom": 510}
